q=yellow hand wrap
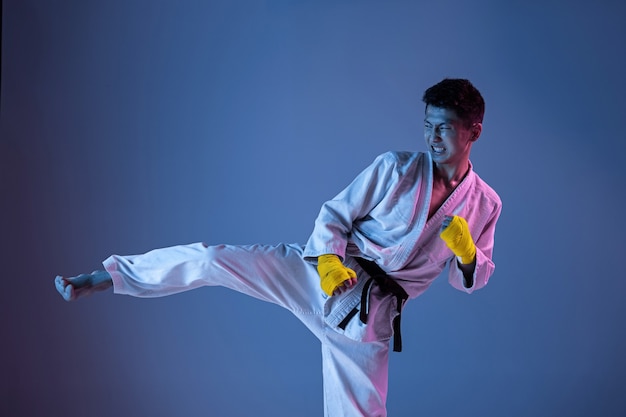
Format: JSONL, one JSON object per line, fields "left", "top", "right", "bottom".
{"left": 439, "top": 215, "right": 476, "bottom": 264}
{"left": 317, "top": 254, "right": 357, "bottom": 296}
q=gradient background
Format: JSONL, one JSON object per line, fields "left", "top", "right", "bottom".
{"left": 2, "top": 1, "right": 626, "bottom": 416}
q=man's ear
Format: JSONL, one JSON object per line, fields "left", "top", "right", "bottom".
{"left": 470, "top": 123, "right": 482, "bottom": 142}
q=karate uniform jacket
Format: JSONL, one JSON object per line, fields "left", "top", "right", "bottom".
{"left": 303, "top": 151, "right": 502, "bottom": 343}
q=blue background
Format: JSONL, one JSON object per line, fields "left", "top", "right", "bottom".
{"left": 2, "top": 1, "right": 626, "bottom": 416}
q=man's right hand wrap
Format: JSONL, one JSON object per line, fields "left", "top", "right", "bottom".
{"left": 317, "top": 254, "right": 357, "bottom": 296}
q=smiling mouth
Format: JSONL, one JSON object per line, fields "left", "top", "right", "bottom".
{"left": 431, "top": 145, "right": 446, "bottom": 154}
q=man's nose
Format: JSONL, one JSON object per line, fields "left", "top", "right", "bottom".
{"left": 427, "top": 128, "right": 441, "bottom": 141}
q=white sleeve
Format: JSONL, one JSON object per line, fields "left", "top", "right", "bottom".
{"left": 303, "top": 152, "right": 397, "bottom": 263}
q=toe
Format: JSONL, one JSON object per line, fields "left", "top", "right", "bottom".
{"left": 54, "top": 276, "right": 65, "bottom": 292}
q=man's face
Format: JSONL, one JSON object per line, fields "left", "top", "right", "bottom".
{"left": 423, "top": 105, "right": 480, "bottom": 167}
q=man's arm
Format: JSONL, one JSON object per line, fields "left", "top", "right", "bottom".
{"left": 442, "top": 200, "right": 501, "bottom": 293}
{"left": 457, "top": 258, "right": 476, "bottom": 288}
{"left": 303, "top": 152, "right": 397, "bottom": 262}
{"left": 440, "top": 215, "right": 477, "bottom": 289}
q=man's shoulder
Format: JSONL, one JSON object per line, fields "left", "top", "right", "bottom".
{"left": 370, "top": 151, "right": 427, "bottom": 177}
{"left": 376, "top": 150, "right": 425, "bottom": 165}
{"left": 470, "top": 171, "right": 502, "bottom": 207}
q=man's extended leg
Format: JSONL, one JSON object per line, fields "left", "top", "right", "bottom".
{"left": 54, "top": 241, "right": 391, "bottom": 415}
{"left": 55, "top": 242, "right": 324, "bottom": 310}
{"left": 99, "top": 242, "right": 325, "bottom": 314}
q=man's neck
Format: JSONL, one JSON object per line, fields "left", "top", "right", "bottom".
{"left": 433, "top": 160, "right": 470, "bottom": 188}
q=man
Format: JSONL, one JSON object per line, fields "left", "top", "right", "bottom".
{"left": 55, "top": 78, "right": 501, "bottom": 417}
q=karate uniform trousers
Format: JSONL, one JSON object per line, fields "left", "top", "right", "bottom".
{"left": 104, "top": 241, "right": 393, "bottom": 417}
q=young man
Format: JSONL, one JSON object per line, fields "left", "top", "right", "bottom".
{"left": 55, "top": 78, "right": 502, "bottom": 417}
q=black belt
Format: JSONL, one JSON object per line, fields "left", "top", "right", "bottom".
{"left": 337, "top": 257, "right": 409, "bottom": 352}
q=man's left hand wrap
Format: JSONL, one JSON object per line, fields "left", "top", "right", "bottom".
{"left": 439, "top": 215, "right": 476, "bottom": 264}
{"left": 317, "top": 254, "right": 357, "bottom": 296}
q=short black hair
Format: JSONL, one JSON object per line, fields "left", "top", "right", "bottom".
{"left": 422, "top": 78, "right": 485, "bottom": 127}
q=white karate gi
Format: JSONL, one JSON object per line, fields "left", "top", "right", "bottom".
{"left": 103, "top": 151, "right": 502, "bottom": 417}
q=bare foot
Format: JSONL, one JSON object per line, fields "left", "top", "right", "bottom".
{"left": 54, "top": 270, "right": 113, "bottom": 301}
